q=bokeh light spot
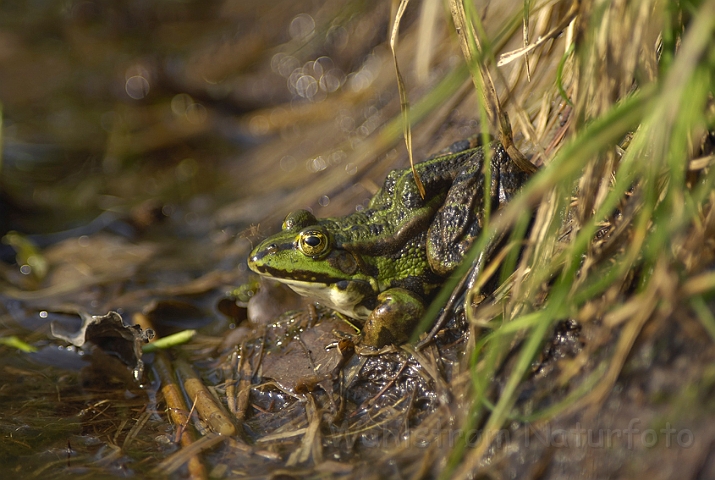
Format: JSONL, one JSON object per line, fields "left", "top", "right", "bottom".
{"left": 125, "top": 75, "right": 150, "bottom": 99}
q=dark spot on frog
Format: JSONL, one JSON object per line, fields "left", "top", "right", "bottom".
{"left": 402, "top": 190, "right": 424, "bottom": 209}
{"left": 383, "top": 174, "right": 398, "bottom": 196}
{"left": 389, "top": 275, "right": 432, "bottom": 298}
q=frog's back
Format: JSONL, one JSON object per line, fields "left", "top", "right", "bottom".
{"left": 327, "top": 139, "right": 487, "bottom": 254}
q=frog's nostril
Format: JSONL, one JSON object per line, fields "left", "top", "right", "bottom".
{"left": 250, "top": 244, "right": 279, "bottom": 265}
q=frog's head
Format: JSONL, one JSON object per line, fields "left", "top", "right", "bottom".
{"left": 247, "top": 210, "right": 377, "bottom": 319}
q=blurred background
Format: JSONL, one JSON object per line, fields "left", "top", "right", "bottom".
{"left": 1, "top": 1, "right": 392, "bottom": 236}
{"left": 0, "top": 0, "right": 556, "bottom": 297}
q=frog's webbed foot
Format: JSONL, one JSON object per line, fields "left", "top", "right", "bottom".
{"left": 361, "top": 288, "right": 425, "bottom": 348}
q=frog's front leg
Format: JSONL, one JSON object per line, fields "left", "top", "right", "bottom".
{"left": 361, "top": 288, "right": 425, "bottom": 348}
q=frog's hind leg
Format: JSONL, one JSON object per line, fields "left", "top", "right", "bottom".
{"left": 425, "top": 168, "right": 486, "bottom": 276}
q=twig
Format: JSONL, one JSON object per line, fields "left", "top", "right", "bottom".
{"left": 154, "top": 352, "right": 208, "bottom": 480}
{"left": 175, "top": 358, "right": 238, "bottom": 437}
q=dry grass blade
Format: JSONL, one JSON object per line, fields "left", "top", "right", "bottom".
{"left": 682, "top": 271, "right": 715, "bottom": 297}
{"left": 122, "top": 410, "right": 152, "bottom": 450}
{"left": 448, "top": 0, "right": 495, "bottom": 125}
{"left": 223, "top": 349, "right": 238, "bottom": 415}
{"left": 390, "top": 0, "right": 426, "bottom": 198}
{"left": 153, "top": 433, "right": 227, "bottom": 476}
{"left": 498, "top": 1, "right": 579, "bottom": 67}
{"left": 286, "top": 394, "right": 323, "bottom": 465}
{"left": 688, "top": 154, "right": 715, "bottom": 171}
{"left": 448, "top": 0, "right": 536, "bottom": 173}
{"left": 522, "top": 0, "right": 532, "bottom": 81}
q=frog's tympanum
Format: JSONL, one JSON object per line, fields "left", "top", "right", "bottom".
{"left": 248, "top": 140, "right": 530, "bottom": 347}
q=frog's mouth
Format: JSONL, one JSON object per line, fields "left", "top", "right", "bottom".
{"left": 249, "top": 254, "right": 364, "bottom": 285}
{"left": 248, "top": 262, "right": 335, "bottom": 283}
{"left": 270, "top": 277, "right": 373, "bottom": 320}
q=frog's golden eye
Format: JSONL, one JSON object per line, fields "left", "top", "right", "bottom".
{"left": 298, "top": 230, "right": 330, "bottom": 258}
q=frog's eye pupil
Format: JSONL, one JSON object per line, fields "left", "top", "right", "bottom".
{"left": 298, "top": 230, "right": 329, "bottom": 257}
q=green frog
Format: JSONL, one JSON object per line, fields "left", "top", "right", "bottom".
{"left": 248, "top": 139, "right": 530, "bottom": 347}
